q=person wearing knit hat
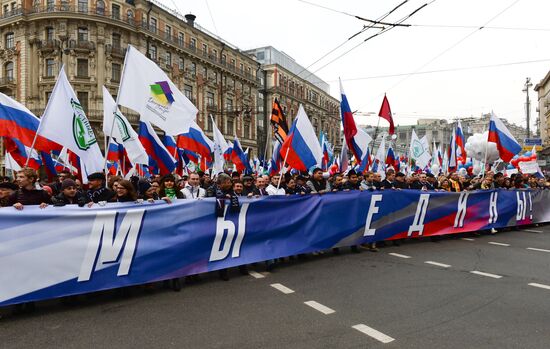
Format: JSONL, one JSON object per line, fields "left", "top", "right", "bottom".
{"left": 51, "top": 179, "right": 88, "bottom": 207}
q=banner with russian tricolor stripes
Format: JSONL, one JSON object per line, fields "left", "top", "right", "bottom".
{"left": 0, "top": 189, "right": 548, "bottom": 306}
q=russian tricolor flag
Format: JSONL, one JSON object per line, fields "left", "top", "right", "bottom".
{"left": 456, "top": 120, "right": 466, "bottom": 161}
{"left": 231, "top": 136, "right": 252, "bottom": 174}
{"left": 176, "top": 122, "right": 213, "bottom": 161}
{"left": 0, "top": 92, "right": 60, "bottom": 152}
{"left": 385, "top": 146, "right": 395, "bottom": 169}
{"left": 280, "top": 105, "right": 323, "bottom": 172}
{"left": 138, "top": 121, "right": 176, "bottom": 175}
{"left": 488, "top": 113, "right": 522, "bottom": 162}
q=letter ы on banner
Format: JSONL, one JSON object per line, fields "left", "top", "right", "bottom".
{"left": 516, "top": 191, "right": 533, "bottom": 224}
{"left": 78, "top": 210, "right": 146, "bottom": 282}
{"left": 209, "top": 203, "right": 250, "bottom": 262}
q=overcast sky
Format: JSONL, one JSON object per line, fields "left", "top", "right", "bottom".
{"left": 160, "top": 0, "right": 550, "bottom": 132}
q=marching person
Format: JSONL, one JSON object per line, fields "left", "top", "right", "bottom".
{"left": 307, "top": 168, "right": 330, "bottom": 194}
{"left": 7, "top": 167, "right": 51, "bottom": 210}
{"left": 51, "top": 179, "right": 87, "bottom": 206}
{"left": 181, "top": 172, "right": 206, "bottom": 199}
{"left": 0, "top": 181, "right": 18, "bottom": 207}
{"left": 85, "top": 172, "right": 115, "bottom": 204}
{"left": 266, "top": 174, "right": 286, "bottom": 195}
{"left": 111, "top": 179, "right": 138, "bottom": 202}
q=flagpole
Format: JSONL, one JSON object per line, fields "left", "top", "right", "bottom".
{"left": 482, "top": 124, "right": 490, "bottom": 180}
{"left": 104, "top": 46, "right": 131, "bottom": 186}
{"left": 25, "top": 66, "right": 65, "bottom": 166}
{"left": 276, "top": 147, "right": 290, "bottom": 190}
{"left": 370, "top": 117, "right": 381, "bottom": 156}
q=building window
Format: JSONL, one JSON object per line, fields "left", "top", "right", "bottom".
{"left": 165, "top": 25, "right": 172, "bottom": 40}
{"left": 178, "top": 57, "right": 184, "bottom": 70}
{"left": 3, "top": 5, "right": 8, "bottom": 16}
{"left": 5, "top": 32, "right": 14, "bottom": 49}
{"left": 111, "top": 4, "right": 120, "bottom": 19}
{"left": 226, "top": 98, "right": 233, "bottom": 113}
{"left": 45, "top": 27, "right": 54, "bottom": 42}
{"left": 77, "top": 27, "right": 88, "bottom": 42}
{"left": 95, "top": 0, "right": 104, "bottom": 14}
{"left": 202, "top": 66, "right": 207, "bottom": 78}
{"left": 5, "top": 62, "right": 14, "bottom": 80}
{"left": 227, "top": 118, "right": 234, "bottom": 135}
{"left": 78, "top": 0, "right": 88, "bottom": 12}
{"left": 60, "top": 0, "right": 69, "bottom": 11}
{"left": 256, "top": 51, "right": 264, "bottom": 60}
{"left": 149, "top": 45, "right": 157, "bottom": 60}
{"left": 77, "top": 91, "right": 89, "bottom": 113}
{"left": 240, "top": 63, "right": 244, "bottom": 73}
{"left": 46, "top": 0, "right": 55, "bottom": 11}
{"left": 165, "top": 51, "right": 171, "bottom": 66}
{"left": 76, "top": 59, "right": 88, "bottom": 77}
{"left": 126, "top": 9, "right": 134, "bottom": 24}
{"left": 202, "top": 43, "right": 207, "bottom": 55}
{"left": 184, "top": 84, "right": 193, "bottom": 101}
{"left": 178, "top": 32, "right": 184, "bottom": 46}
{"left": 212, "top": 49, "right": 217, "bottom": 60}
{"left": 112, "top": 33, "right": 121, "bottom": 49}
{"left": 221, "top": 54, "right": 226, "bottom": 64}
{"left": 189, "top": 62, "right": 196, "bottom": 75}
{"left": 149, "top": 17, "right": 157, "bottom": 33}
{"left": 45, "top": 58, "right": 55, "bottom": 77}
{"left": 206, "top": 92, "right": 214, "bottom": 106}
{"left": 112, "top": 63, "right": 121, "bottom": 82}
{"left": 190, "top": 38, "right": 196, "bottom": 49}
{"left": 230, "top": 59, "right": 235, "bottom": 68}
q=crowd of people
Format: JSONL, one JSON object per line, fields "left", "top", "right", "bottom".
{"left": 1, "top": 166, "right": 548, "bottom": 313}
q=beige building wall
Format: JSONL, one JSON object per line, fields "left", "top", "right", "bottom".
{"left": 0, "top": 0, "right": 261, "bottom": 160}
{"left": 535, "top": 71, "right": 550, "bottom": 147}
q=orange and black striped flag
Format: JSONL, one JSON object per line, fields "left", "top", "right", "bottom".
{"left": 270, "top": 98, "right": 289, "bottom": 144}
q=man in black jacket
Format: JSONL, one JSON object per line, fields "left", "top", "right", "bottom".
{"left": 85, "top": 172, "right": 114, "bottom": 203}
{"left": 52, "top": 179, "right": 87, "bottom": 206}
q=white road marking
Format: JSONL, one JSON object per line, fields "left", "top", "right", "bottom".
{"left": 388, "top": 253, "right": 411, "bottom": 259}
{"left": 488, "top": 242, "right": 510, "bottom": 247}
{"left": 528, "top": 283, "right": 550, "bottom": 290}
{"left": 523, "top": 229, "right": 543, "bottom": 233}
{"left": 527, "top": 247, "right": 550, "bottom": 253}
{"left": 248, "top": 271, "right": 265, "bottom": 279}
{"left": 470, "top": 270, "right": 502, "bottom": 279}
{"left": 304, "top": 301, "right": 335, "bottom": 315}
{"left": 352, "top": 324, "right": 395, "bottom": 344}
{"left": 461, "top": 238, "right": 475, "bottom": 241}
{"left": 424, "top": 261, "right": 451, "bottom": 268}
{"left": 270, "top": 283, "right": 294, "bottom": 294}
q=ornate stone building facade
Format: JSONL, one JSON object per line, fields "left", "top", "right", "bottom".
{"left": 246, "top": 46, "right": 341, "bottom": 158}
{"left": 0, "top": 0, "right": 261, "bottom": 160}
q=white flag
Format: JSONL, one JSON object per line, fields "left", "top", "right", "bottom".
{"left": 102, "top": 86, "right": 148, "bottom": 165}
{"left": 117, "top": 45, "right": 197, "bottom": 135}
{"left": 211, "top": 115, "right": 228, "bottom": 175}
{"left": 5, "top": 152, "right": 21, "bottom": 171}
{"left": 39, "top": 67, "right": 104, "bottom": 182}
{"left": 375, "top": 136, "right": 386, "bottom": 178}
{"left": 410, "top": 130, "right": 431, "bottom": 170}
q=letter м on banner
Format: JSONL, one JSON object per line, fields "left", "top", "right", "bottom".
{"left": 78, "top": 210, "right": 146, "bottom": 282}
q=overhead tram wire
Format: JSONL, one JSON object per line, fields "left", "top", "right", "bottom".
{"left": 295, "top": 0, "right": 410, "bottom": 79}
{"left": 410, "top": 24, "right": 550, "bottom": 32}
{"left": 382, "top": 0, "right": 522, "bottom": 93}
{"left": 204, "top": 0, "right": 219, "bottom": 36}
{"left": 334, "top": 58, "right": 550, "bottom": 82}
{"left": 301, "top": 0, "right": 437, "bottom": 80}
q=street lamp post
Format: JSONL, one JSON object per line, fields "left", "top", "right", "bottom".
{"left": 523, "top": 77, "right": 533, "bottom": 138}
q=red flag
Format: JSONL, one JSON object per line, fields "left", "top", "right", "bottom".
{"left": 378, "top": 94, "right": 395, "bottom": 135}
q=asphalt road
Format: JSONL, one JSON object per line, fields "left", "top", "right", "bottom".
{"left": 2, "top": 225, "right": 550, "bottom": 349}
